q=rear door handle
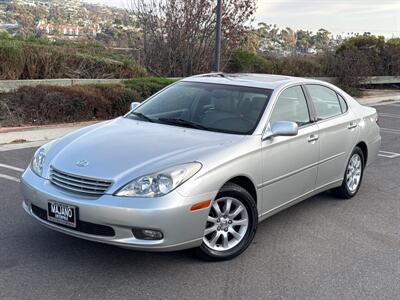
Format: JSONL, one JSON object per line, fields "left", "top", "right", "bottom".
{"left": 348, "top": 122, "right": 358, "bottom": 129}
{"left": 308, "top": 134, "right": 319, "bottom": 143}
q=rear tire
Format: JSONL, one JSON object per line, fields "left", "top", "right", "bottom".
{"left": 195, "top": 183, "right": 258, "bottom": 261}
{"left": 333, "top": 147, "right": 364, "bottom": 199}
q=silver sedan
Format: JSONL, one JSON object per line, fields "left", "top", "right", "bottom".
{"left": 21, "top": 74, "right": 381, "bottom": 260}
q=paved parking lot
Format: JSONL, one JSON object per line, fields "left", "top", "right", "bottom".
{"left": 0, "top": 103, "right": 399, "bottom": 299}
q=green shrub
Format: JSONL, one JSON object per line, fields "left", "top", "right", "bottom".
{"left": 1, "top": 85, "right": 119, "bottom": 126}
{"left": 270, "top": 55, "right": 327, "bottom": 77}
{"left": 227, "top": 48, "right": 273, "bottom": 73}
{"left": 0, "top": 31, "right": 11, "bottom": 40}
{"left": 124, "top": 77, "right": 177, "bottom": 101}
{"left": 0, "top": 78, "right": 175, "bottom": 127}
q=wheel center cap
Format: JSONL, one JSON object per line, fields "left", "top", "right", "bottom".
{"left": 220, "top": 217, "right": 229, "bottom": 228}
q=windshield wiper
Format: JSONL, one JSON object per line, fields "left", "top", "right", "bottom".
{"left": 158, "top": 118, "right": 207, "bottom": 130}
{"left": 128, "top": 112, "right": 154, "bottom": 122}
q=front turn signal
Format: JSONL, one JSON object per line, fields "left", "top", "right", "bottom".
{"left": 190, "top": 200, "right": 212, "bottom": 211}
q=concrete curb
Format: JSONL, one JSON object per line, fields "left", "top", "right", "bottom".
{"left": 355, "top": 88, "right": 400, "bottom": 106}
{"left": 0, "top": 140, "right": 48, "bottom": 152}
{"left": 0, "top": 121, "right": 99, "bottom": 148}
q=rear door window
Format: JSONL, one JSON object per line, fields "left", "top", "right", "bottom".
{"left": 306, "top": 85, "right": 343, "bottom": 120}
{"left": 337, "top": 94, "right": 348, "bottom": 113}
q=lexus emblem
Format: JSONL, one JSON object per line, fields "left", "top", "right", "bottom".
{"left": 76, "top": 160, "right": 89, "bottom": 167}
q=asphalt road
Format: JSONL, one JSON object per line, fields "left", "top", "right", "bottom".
{"left": 1, "top": 103, "right": 399, "bottom": 300}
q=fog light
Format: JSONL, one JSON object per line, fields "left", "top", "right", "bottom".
{"left": 132, "top": 228, "right": 163, "bottom": 240}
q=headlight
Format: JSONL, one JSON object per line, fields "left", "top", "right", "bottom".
{"left": 30, "top": 141, "right": 55, "bottom": 177}
{"left": 115, "top": 162, "right": 202, "bottom": 197}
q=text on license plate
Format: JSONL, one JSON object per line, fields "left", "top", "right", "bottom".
{"left": 47, "top": 201, "right": 77, "bottom": 228}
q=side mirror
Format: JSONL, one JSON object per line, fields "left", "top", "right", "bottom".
{"left": 130, "top": 102, "right": 140, "bottom": 111}
{"left": 263, "top": 121, "right": 299, "bottom": 140}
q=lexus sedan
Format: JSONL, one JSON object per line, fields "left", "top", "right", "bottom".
{"left": 21, "top": 74, "right": 381, "bottom": 260}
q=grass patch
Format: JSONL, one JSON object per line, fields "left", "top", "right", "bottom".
{"left": 0, "top": 35, "right": 147, "bottom": 80}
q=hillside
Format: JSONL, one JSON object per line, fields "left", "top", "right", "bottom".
{"left": 0, "top": 0, "right": 140, "bottom": 47}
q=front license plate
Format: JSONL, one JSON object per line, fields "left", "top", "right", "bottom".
{"left": 47, "top": 201, "right": 77, "bottom": 228}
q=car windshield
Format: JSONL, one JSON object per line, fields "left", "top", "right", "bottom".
{"left": 127, "top": 82, "right": 272, "bottom": 135}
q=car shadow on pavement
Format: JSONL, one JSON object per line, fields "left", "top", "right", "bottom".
{"left": 20, "top": 191, "right": 336, "bottom": 265}
{"left": 8, "top": 189, "right": 353, "bottom": 277}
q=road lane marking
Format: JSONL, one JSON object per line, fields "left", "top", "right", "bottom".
{"left": 0, "top": 163, "right": 24, "bottom": 172}
{"left": 0, "top": 173, "right": 20, "bottom": 183}
{"left": 378, "top": 151, "right": 400, "bottom": 158}
{"left": 381, "top": 128, "right": 400, "bottom": 134}
{"left": 379, "top": 113, "right": 400, "bottom": 119}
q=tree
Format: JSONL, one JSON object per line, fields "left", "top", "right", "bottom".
{"left": 336, "top": 35, "right": 386, "bottom": 75}
{"left": 314, "top": 28, "right": 331, "bottom": 50}
{"left": 280, "top": 27, "right": 296, "bottom": 51}
{"left": 128, "top": 0, "right": 257, "bottom": 76}
{"left": 385, "top": 38, "right": 400, "bottom": 75}
{"left": 295, "top": 30, "right": 313, "bottom": 53}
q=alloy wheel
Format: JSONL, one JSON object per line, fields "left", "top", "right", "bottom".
{"left": 346, "top": 153, "right": 362, "bottom": 193}
{"left": 203, "top": 197, "right": 249, "bottom": 251}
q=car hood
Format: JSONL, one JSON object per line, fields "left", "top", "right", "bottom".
{"left": 47, "top": 117, "right": 244, "bottom": 181}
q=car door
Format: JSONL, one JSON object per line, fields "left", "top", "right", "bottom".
{"left": 305, "top": 84, "right": 359, "bottom": 188}
{"left": 260, "top": 85, "right": 319, "bottom": 216}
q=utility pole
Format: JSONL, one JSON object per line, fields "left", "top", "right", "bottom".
{"left": 213, "top": 0, "right": 222, "bottom": 72}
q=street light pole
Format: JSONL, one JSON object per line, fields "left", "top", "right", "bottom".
{"left": 213, "top": 0, "right": 222, "bottom": 72}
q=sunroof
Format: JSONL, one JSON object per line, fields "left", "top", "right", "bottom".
{"left": 231, "top": 74, "right": 291, "bottom": 82}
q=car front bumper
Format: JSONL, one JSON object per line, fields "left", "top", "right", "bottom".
{"left": 21, "top": 167, "right": 216, "bottom": 251}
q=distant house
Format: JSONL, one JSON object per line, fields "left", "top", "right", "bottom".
{"left": 37, "top": 20, "right": 100, "bottom": 38}
{"left": 37, "top": 21, "right": 56, "bottom": 34}
{"left": 16, "top": 0, "right": 36, "bottom": 6}
{"left": 62, "top": 25, "right": 81, "bottom": 36}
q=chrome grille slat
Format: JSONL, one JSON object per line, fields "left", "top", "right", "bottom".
{"left": 50, "top": 180, "right": 105, "bottom": 195}
{"left": 51, "top": 177, "right": 108, "bottom": 192}
{"left": 51, "top": 172, "right": 110, "bottom": 187}
{"left": 49, "top": 167, "right": 112, "bottom": 196}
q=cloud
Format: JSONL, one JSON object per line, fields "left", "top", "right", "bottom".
{"left": 254, "top": 0, "right": 400, "bottom": 37}
{"left": 255, "top": 0, "right": 400, "bottom": 17}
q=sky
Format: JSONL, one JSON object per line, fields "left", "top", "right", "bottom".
{"left": 85, "top": 0, "right": 400, "bottom": 38}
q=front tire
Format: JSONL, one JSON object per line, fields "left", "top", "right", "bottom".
{"left": 195, "top": 183, "right": 258, "bottom": 261}
{"left": 333, "top": 147, "right": 364, "bottom": 199}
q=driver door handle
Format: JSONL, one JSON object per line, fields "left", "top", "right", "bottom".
{"left": 308, "top": 134, "right": 319, "bottom": 143}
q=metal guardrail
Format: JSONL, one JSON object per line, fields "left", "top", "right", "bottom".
{"left": 0, "top": 76, "right": 399, "bottom": 93}
{"left": 359, "top": 76, "right": 400, "bottom": 85}
{"left": 315, "top": 76, "right": 400, "bottom": 85}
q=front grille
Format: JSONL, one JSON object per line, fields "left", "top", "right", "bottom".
{"left": 31, "top": 205, "right": 115, "bottom": 237}
{"left": 49, "top": 167, "right": 113, "bottom": 196}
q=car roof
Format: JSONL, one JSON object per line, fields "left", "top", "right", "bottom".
{"left": 181, "top": 73, "right": 323, "bottom": 90}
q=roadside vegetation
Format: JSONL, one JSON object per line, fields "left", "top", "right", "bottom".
{"left": 0, "top": 78, "right": 176, "bottom": 127}
{"left": 226, "top": 35, "right": 400, "bottom": 95}
{"left": 0, "top": 32, "right": 146, "bottom": 80}
{"left": 1, "top": 35, "right": 399, "bottom": 127}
